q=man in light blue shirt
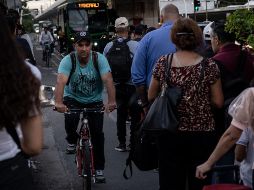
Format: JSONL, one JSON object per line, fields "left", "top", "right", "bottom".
{"left": 131, "top": 4, "right": 179, "bottom": 110}
{"left": 55, "top": 31, "right": 116, "bottom": 183}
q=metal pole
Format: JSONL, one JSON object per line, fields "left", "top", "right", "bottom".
{"left": 205, "top": 0, "right": 208, "bottom": 21}
{"left": 13, "top": 0, "right": 16, "bottom": 10}
{"left": 183, "top": 0, "right": 187, "bottom": 18}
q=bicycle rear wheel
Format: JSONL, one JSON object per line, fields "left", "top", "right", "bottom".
{"left": 82, "top": 141, "right": 91, "bottom": 190}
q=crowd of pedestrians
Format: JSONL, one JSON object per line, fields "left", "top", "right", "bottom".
{"left": 1, "top": 1, "right": 254, "bottom": 190}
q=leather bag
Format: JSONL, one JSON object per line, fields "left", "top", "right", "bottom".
{"left": 142, "top": 54, "right": 182, "bottom": 134}
{"left": 142, "top": 53, "right": 205, "bottom": 134}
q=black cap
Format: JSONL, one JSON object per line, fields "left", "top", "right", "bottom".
{"left": 74, "top": 31, "right": 91, "bottom": 43}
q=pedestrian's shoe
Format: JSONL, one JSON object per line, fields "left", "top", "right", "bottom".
{"left": 126, "top": 144, "right": 131, "bottom": 151}
{"left": 114, "top": 144, "right": 126, "bottom": 152}
{"left": 95, "top": 170, "right": 106, "bottom": 183}
{"left": 65, "top": 144, "right": 76, "bottom": 154}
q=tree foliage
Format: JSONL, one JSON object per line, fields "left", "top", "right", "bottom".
{"left": 225, "top": 9, "right": 254, "bottom": 47}
{"left": 22, "top": 8, "right": 33, "bottom": 33}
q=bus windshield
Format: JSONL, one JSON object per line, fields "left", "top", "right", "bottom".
{"left": 68, "top": 9, "right": 107, "bottom": 33}
{"left": 68, "top": 9, "right": 88, "bottom": 32}
{"left": 87, "top": 9, "right": 107, "bottom": 33}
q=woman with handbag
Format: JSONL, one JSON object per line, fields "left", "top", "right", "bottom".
{"left": 0, "top": 15, "right": 43, "bottom": 190}
{"left": 148, "top": 18, "right": 224, "bottom": 190}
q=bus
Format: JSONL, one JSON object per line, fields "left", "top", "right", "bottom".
{"left": 63, "top": 1, "right": 111, "bottom": 52}
{"left": 37, "top": 1, "right": 117, "bottom": 53}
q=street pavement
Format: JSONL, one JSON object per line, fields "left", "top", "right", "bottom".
{"left": 31, "top": 35, "right": 159, "bottom": 190}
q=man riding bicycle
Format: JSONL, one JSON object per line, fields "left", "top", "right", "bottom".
{"left": 54, "top": 31, "right": 116, "bottom": 183}
{"left": 39, "top": 27, "right": 54, "bottom": 61}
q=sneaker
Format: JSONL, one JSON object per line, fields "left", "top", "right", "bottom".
{"left": 65, "top": 144, "right": 76, "bottom": 154}
{"left": 126, "top": 144, "right": 131, "bottom": 151}
{"left": 114, "top": 144, "right": 126, "bottom": 152}
{"left": 95, "top": 170, "right": 106, "bottom": 183}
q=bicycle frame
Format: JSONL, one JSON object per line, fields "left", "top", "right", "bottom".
{"left": 77, "top": 115, "right": 95, "bottom": 181}
{"left": 67, "top": 107, "right": 103, "bottom": 190}
{"left": 43, "top": 42, "right": 51, "bottom": 67}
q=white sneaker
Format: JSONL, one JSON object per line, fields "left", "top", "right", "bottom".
{"left": 95, "top": 170, "right": 106, "bottom": 183}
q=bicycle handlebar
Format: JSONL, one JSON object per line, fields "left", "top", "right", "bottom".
{"left": 53, "top": 106, "right": 104, "bottom": 113}
{"left": 67, "top": 107, "right": 104, "bottom": 113}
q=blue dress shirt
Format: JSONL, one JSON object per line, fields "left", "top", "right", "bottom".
{"left": 131, "top": 21, "right": 176, "bottom": 88}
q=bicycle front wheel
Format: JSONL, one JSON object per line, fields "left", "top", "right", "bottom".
{"left": 46, "top": 50, "right": 50, "bottom": 67}
{"left": 82, "top": 141, "right": 91, "bottom": 190}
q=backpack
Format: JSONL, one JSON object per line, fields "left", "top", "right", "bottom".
{"left": 123, "top": 120, "right": 158, "bottom": 179}
{"left": 66, "top": 51, "right": 99, "bottom": 86}
{"left": 106, "top": 38, "right": 133, "bottom": 83}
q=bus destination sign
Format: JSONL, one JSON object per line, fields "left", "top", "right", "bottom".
{"left": 78, "top": 3, "right": 100, "bottom": 8}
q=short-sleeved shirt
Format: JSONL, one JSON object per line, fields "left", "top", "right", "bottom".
{"left": 153, "top": 55, "right": 220, "bottom": 131}
{"left": 236, "top": 127, "right": 254, "bottom": 187}
{"left": 58, "top": 51, "right": 111, "bottom": 104}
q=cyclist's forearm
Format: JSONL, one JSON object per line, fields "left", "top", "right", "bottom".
{"left": 104, "top": 77, "right": 115, "bottom": 103}
{"left": 55, "top": 80, "right": 65, "bottom": 104}
{"left": 55, "top": 86, "right": 64, "bottom": 104}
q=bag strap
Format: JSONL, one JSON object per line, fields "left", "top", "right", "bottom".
{"left": 66, "top": 51, "right": 76, "bottom": 86}
{"left": 123, "top": 156, "right": 133, "bottom": 179}
{"left": 165, "top": 53, "right": 173, "bottom": 84}
{"left": 92, "top": 51, "right": 100, "bottom": 75}
{"left": 66, "top": 51, "right": 100, "bottom": 86}
{"left": 6, "top": 126, "right": 21, "bottom": 149}
{"left": 165, "top": 53, "right": 205, "bottom": 90}
{"left": 6, "top": 125, "right": 30, "bottom": 159}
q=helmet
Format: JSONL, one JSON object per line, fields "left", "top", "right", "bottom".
{"left": 203, "top": 22, "right": 214, "bottom": 41}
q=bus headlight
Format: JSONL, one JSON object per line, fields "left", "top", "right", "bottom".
{"left": 71, "top": 37, "right": 74, "bottom": 41}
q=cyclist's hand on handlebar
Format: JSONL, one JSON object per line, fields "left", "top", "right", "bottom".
{"left": 54, "top": 102, "right": 68, "bottom": 113}
{"left": 105, "top": 102, "right": 117, "bottom": 113}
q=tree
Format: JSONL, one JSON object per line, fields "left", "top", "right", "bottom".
{"left": 22, "top": 8, "right": 33, "bottom": 32}
{"left": 225, "top": 9, "right": 254, "bottom": 47}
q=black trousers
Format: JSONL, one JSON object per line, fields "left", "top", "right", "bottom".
{"left": 63, "top": 97, "right": 105, "bottom": 170}
{"left": 115, "top": 84, "right": 141, "bottom": 145}
{"left": 157, "top": 131, "right": 217, "bottom": 190}
{"left": 0, "top": 153, "right": 34, "bottom": 190}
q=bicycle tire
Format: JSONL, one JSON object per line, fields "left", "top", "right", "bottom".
{"left": 82, "top": 140, "right": 91, "bottom": 190}
{"left": 46, "top": 50, "right": 50, "bottom": 67}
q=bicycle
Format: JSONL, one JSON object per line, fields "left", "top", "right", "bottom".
{"left": 66, "top": 107, "right": 105, "bottom": 190}
{"left": 43, "top": 42, "right": 51, "bottom": 67}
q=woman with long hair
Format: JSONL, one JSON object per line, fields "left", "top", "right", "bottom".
{"left": 0, "top": 16, "right": 42, "bottom": 190}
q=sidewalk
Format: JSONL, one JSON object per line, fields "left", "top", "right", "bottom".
{"left": 32, "top": 108, "right": 72, "bottom": 190}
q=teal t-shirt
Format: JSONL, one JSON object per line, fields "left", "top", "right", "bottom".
{"left": 58, "top": 51, "right": 111, "bottom": 104}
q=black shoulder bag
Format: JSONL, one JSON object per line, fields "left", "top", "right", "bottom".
{"left": 142, "top": 53, "right": 205, "bottom": 134}
{"left": 142, "top": 53, "right": 182, "bottom": 134}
